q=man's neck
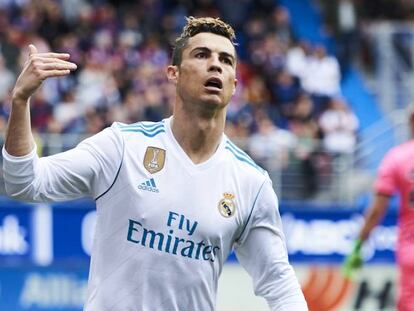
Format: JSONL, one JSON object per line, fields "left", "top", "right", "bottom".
{"left": 171, "top": 107, "right": 226, "bottom": 164}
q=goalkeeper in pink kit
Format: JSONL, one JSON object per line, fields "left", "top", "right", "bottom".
{"left": 343, "top": 106, "right": 414, "bottom": 311}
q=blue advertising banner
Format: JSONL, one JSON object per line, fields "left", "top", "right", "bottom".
{"left": 0, "top": 203, "right": 33, "bottom": 264}
{"left": 281, "top": 207, "right": 397, "bottom": 264}
{"left": 0, "top": 198, "right": 398, "bottom": 265}
{"left": 0, "top": 198, "right": 399, "bottom": 311}
{"left": 53, "top": 207, "right": 94, "bottom": 261}
{"left": 0, "top": 265, "right": 88, "bottom": 311}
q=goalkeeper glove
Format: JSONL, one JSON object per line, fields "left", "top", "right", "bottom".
{"left": 342, "top": 239, "right": 363, "bottom": 280}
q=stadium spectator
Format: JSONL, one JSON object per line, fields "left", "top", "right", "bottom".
{"left": 288, "top": 93, "right": 319, "bottom": 198}
{"left": 29, "top": 89, "right": 54, "bottom": 132}
{"left": 248, "top": 112, "right": 297, "bottom": 170}
{"left": 0, "top": 21, "right": 20, "bottom": 74}
{"left": 318, "top": 96, "right": 359, "bottom": 155}
{"left": 289, "top": 93, "right": 318, "bottom": 141}
{"left": 0, "top": 54, "right": 15, "bottom": 102}
{"left": 301, "top": 44, "right": 341, "bottom": 115}
{"left": 75, "top": 50, "right": 120, "bottom": 110}
{"left": 269, "top": 6, "right": 293, "bottom": 46}
{"left": 270, "top": 68, "right": 301, "bottom": 125}
{"left": 322, "top": 0, "right": 360, "bottom": 74}
{"left": 286, "top": 40, "right": 311, "bottom": 81}
{"left": 216, "top": 0, "right": 250, "bottom": 29}
{"left": 343, "top": 106, "right": 414, "bottom": 311}
{"left": 2, "top": 17, "right": 308, "bottom": 310}
{"left": 51, "top": 89, "right": 83, "bottom": 133}
{"left": 0, "top": 93, "right": 10, "bottom": 133}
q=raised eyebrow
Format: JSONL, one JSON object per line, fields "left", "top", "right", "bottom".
{"left": 191, "top": 47, "right": 211, "bottom": 55}
{"left": 220, "top": 52, "right": 235, "bottom": 62}
{"left": 191, "top": 47, "right": 235, "bottom": 61}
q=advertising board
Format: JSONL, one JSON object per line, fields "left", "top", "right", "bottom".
{"left": 0, "top": 199, "right": 399, "bottom": 310}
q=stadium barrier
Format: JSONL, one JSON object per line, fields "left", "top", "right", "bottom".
{"left": 0, "top": 132, "right": 371, "bottom": 204}
{"left": 0, "top": 198, "right": 397, "bottom": 310}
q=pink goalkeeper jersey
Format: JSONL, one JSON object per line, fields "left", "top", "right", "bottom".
{"left": 374, "top": 140, "right": 414, "bottom": 266}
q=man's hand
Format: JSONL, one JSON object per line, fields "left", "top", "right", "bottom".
{"left": 342, "top": 239, "right": 363, "bottom": 280}
{"left": 12, "top": 44, "right": 77, "bottom": 102}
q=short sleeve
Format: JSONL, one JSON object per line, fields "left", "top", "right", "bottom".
{"left": 374, "top": 149, "right": 398, "bottom": 196}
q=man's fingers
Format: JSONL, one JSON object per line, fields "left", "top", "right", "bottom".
{"left": 28, "top": 44, "right": 38, "bottom": 56}
{"left": 48, "top": 69, "right": 71, "bottom": 77}
{"left": 38, "top": 61, "right": 77, "bottom": 71}
{"left": 32, "top": 56, "right": 77, "bottom": 68}
{"left": 29, "top": 55, "right": 77, "bottom": 72}
{"left": 28, "top": 46, "right": 71, "bottom": 60}
{"left": 33, "top": 52, "right": 71, "bottom": 60}
{"left": 40, "top": 57, "right": 74, "bottom": 64}
{"left": 37, "top": 69, "right": 72, "bottom": 79}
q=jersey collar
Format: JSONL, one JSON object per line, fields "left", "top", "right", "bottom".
{"left": 164, "top": 116, "right": 227, "bottom": 173}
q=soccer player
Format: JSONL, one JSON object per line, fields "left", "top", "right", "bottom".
{"left": 2, "top": 17, "right": 308, "bottom": 310}
{"left": 343, "top": 106, "right": 414, "bottom": 311}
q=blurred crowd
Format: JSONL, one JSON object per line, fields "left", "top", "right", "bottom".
{"left": 320, "top": 0, "right": 414, "bottom": 75}
{"left": 0, "top": 0, "right": 361, "bottom": 199}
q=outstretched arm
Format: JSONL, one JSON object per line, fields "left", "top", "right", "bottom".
{"left": 5, "top": 44, "right": 77, "bottom": 156}
{"left": 343, "top": 193, "right": 390, "bottom": 278}
{"left": 359, "top": 193, "right": 390, "bottom": 241}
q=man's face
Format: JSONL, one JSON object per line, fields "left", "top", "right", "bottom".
{"left": 168, "top": 32, "right": 237, "bottom": 109}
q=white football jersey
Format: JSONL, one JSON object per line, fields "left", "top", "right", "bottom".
{"left": 3, "top": 117, "right": 307, "bottom": 311}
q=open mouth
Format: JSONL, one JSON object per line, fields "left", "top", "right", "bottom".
{"left": 204, "top": 77, "right": 223, "bottom": 90}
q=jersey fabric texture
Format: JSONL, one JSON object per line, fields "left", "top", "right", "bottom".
{"left": 374, "top": 140, "right": 414, "bottom": 263}
{"left": 3, "top": 117, "right": 307, "bottom": 311}
{"left": 374, "top": 139, "right": 414, "bottom": 311}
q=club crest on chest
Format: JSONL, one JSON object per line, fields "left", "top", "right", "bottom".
{"left": 144, "top": 146, "right": 166, "bottom": 174}
{"left": 218, "top": 192, "right": 236, "bottom": 218}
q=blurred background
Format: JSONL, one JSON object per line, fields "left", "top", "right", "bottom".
{"left": 0, "top": 0, "right": 411, "bottom": 310}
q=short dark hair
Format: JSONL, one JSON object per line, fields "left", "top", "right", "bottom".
{"left": 172, "top": 16, "right": 237, "bottom": 66}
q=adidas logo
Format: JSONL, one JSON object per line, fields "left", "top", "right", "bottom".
{"left": 138, "top": 178, "right": 159, "bottom": 193}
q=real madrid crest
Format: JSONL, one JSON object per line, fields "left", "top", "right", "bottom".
{"left": 144, "top": 146, "right": 166, "bottom": 174}
{"left": 218, "top": 192, "right": 236, "bottom": 218}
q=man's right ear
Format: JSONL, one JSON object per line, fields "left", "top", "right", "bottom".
{"left": 166, "top": 65, "right": 179, "bottom": 84}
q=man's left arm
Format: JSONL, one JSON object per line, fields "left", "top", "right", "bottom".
{"left": 234, "top": 179, "right": 308, "bottom": 311}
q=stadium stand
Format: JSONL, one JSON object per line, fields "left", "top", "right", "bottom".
{"left": 0, "top": 0, "right": 362, "bottom": 202}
